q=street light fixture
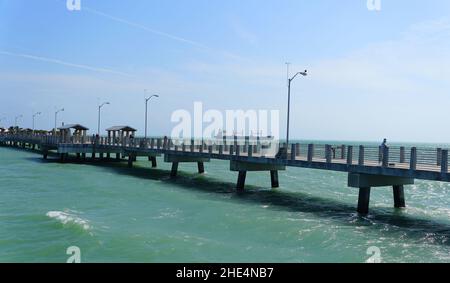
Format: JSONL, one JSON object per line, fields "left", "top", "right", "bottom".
{"left": 54, "top": 108, "right": 64, "bottom": 135}
{"left": 285, "top": 66, "right": 307, "bottom": 155}
{"left": 98, "top": 102, "right": 110, "bottom": 135}
{"left": 144, "top": 90, "right": 159, "bottom": 139}
{"left": 32, "top": 112, "right": 42, "bottom": 133}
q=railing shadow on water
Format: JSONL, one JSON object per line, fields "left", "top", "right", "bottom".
{"left": 21, "top": 153, "right": 450, "bottom": 247}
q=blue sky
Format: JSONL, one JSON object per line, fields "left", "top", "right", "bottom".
{"left": 1, "top": 0, "right": 450, "bottom": 142}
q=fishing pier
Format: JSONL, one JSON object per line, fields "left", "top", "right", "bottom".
{"left": 1, "top": 129, "right": 449, "bottom": 215}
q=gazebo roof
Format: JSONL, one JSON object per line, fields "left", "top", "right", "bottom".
{"left": 58, "top": 124, "right": 89, "bottom": 131}
{"left": 106, "top": 126, "right": 137, "bottom": 132}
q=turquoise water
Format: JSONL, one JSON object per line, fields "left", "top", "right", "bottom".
{"left": 1, "top": 145, "right": 450, "bottom": 263}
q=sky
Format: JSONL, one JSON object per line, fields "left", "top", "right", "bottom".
{"left": 1, "top": 0, "right": 450, "bottom": 142}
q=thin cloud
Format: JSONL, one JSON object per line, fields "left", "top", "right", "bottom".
{"left": 83, "top": 6, "right": 210, "bottom": 51}
{"left": 80, "top": 6, "right": 247, "bottom": 62}
{"left": 0, "top": 50, "right": 132, "bottom": 76}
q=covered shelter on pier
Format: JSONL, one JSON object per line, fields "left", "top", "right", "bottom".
{"left": 57, "top": 124, "right": 89, "bottom": 142}
{"left": 106, "top": 126, "right": 137, "bottom": 144}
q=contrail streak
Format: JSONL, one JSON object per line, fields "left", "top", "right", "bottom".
{"left": 0, "top": 50, "right": 132, "bottom": 76}
{"left": 83, "top": 6, "right": 211, "bottom": 51}
{"left": 80, "top": 5, "right": 246, "bottom": 61}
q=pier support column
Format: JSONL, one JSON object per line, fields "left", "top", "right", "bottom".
{"left": 43, "top": 151, "right": 48, "bottom": 160}
{"left": 128, "top": 154, "right": 135, "bottom": 168}
{"left": 100, "top": 153, "right": 104, "bottom": 159}
{"left": 76, "top": 153, "right": 81, "bottom": 160}
{"left": 116, "top": 153, "right": 120, "bottom": 160}
{"left": 82, "top": 153, "right": 86, "bottom": 161}
{"left": 59, "top": 153, "right": 68, "bottom": 163}
{"left": 270, "top": 170, "right": 279, "bottom": 188}
{"left": 150, "top": 156, "right": 157, "bottom": 168}
{"left": 164, "top": 154, "right": 210, "bottom": 177}
{"left": 348, "top": 173, "right": 413, "bottom": 214}
{"left": 237, "top": 171, "right": 247, "bottom": 191}
{"left": 357, "top": 187, "right": 371, "bottom": 215}
{"left": 198, "top": 162, "right": 205, "bottom": 174}
{"left": 230, "top": 161, "right": 285, "bottom": 191}
{"left": 393, "top": 185, "right": 406, "bottom": 208}
{"left": 92, "top": 152, "right": 96, "bottom": 160}
{"left": 107, "top": 153, "right": 110, "bottom": 159}
{"left": 171, "top": 162, "right": 179, "bottom": 177}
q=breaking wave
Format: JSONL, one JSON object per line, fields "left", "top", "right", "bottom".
{"left": 46, "top": 210, "right": 91, "bottom": 230}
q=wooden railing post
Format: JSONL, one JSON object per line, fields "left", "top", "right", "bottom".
{"left": 157, "top": 139, "right": 161, "bottom": 149}
{"left": 400, "top": 147, "right": 405, "bottom": 163}
{"left": 291, "top": 144, "right": 296, "bottom": 161}
{"left": 150, "top": 138, "right": 154, "bottom": 149}
{"left": 236, "top": 145, "right": 240, "bottom": 156}
{"left": 410, "top": 147, "right": 417, "bottom": 170}
{"left": 325, "top": 145, "right": 332, "bottom": 163}
{"left": 307, "top": 144, "right": 314, "bottom": 162}
{"left": 437, "top": 148, "right": 442, "bottom": 167}
{"left": 295, "top": 143, "right": 300, "bottom": 157}
{"left": 441, "top": 149, "right": 448, "bottom": 174}
{"left": 358, "top": 146, "right": 365, "bottom": 166}
{"left": 248, "top": 145, "right": 253, "bottom": 157}
{"left": 341, "top": 145, "right": 346, "bottom": 160}
{"left": 347, "top": 146, "right": 353, "bottom": 166}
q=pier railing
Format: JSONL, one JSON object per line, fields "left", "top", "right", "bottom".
{"left": 1, "top": 133, "right": 448, "bottom": 173}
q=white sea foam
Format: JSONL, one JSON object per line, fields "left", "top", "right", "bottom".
{"left": 46, "top": 211, "right": 90, "bottom": 230}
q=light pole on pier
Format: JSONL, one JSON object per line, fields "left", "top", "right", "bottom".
{"left": 32, "top": 112, "right": 42, "bottom": 133}
{"left": 285, "top": 64, "right": 307, "bottom": 155}
{"left": 98, "top": 102, "right": 110, "bottom": 135}
{"left": 144, "top": 90, "right": 159, "bottom": 139}
{"left": 54, "top": 108, "right": 64, "bottom": 135}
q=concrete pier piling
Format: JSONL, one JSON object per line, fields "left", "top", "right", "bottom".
{"left": 357, "top": 187, "right": 371, "bottom": 215}
{"left": 198, "top": 162, "right": 205, "bottom": 174}
{"left": 349, "top": 173, "right": 413, "bottom": 214}
{"left": 237, "top": 171, "right": 247, "bottom": 191}
{"left": 270, "top": 170, "right": 279, "bottom": 188}
{"left": 171, "top": 162, "right": 179, "bottom": 177}
{"left": 393, "top": 185, "right": 406, "bottom": 208}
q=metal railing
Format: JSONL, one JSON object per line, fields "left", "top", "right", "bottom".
{"left": 1, "top": 133, "right": 449, "bottom": 173}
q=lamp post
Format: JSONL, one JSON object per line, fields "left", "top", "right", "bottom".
{"left": 32, "top": 112, "right": 42, "bottom": 133}
{"left": 98, "top": 102, "right": 110, "bottom": 135}
{"left": 54, "top": 108, "right": 64, "bottom": 135}
{"left": 144, "top": 91, "right": 159, "bottom": 139}
{"left": 285, "top": 67, "right": 307, "bottom": 155}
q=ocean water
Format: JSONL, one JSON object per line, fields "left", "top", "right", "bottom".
{"left": 1, "top": 144, "right": 450, "bottom": 263}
